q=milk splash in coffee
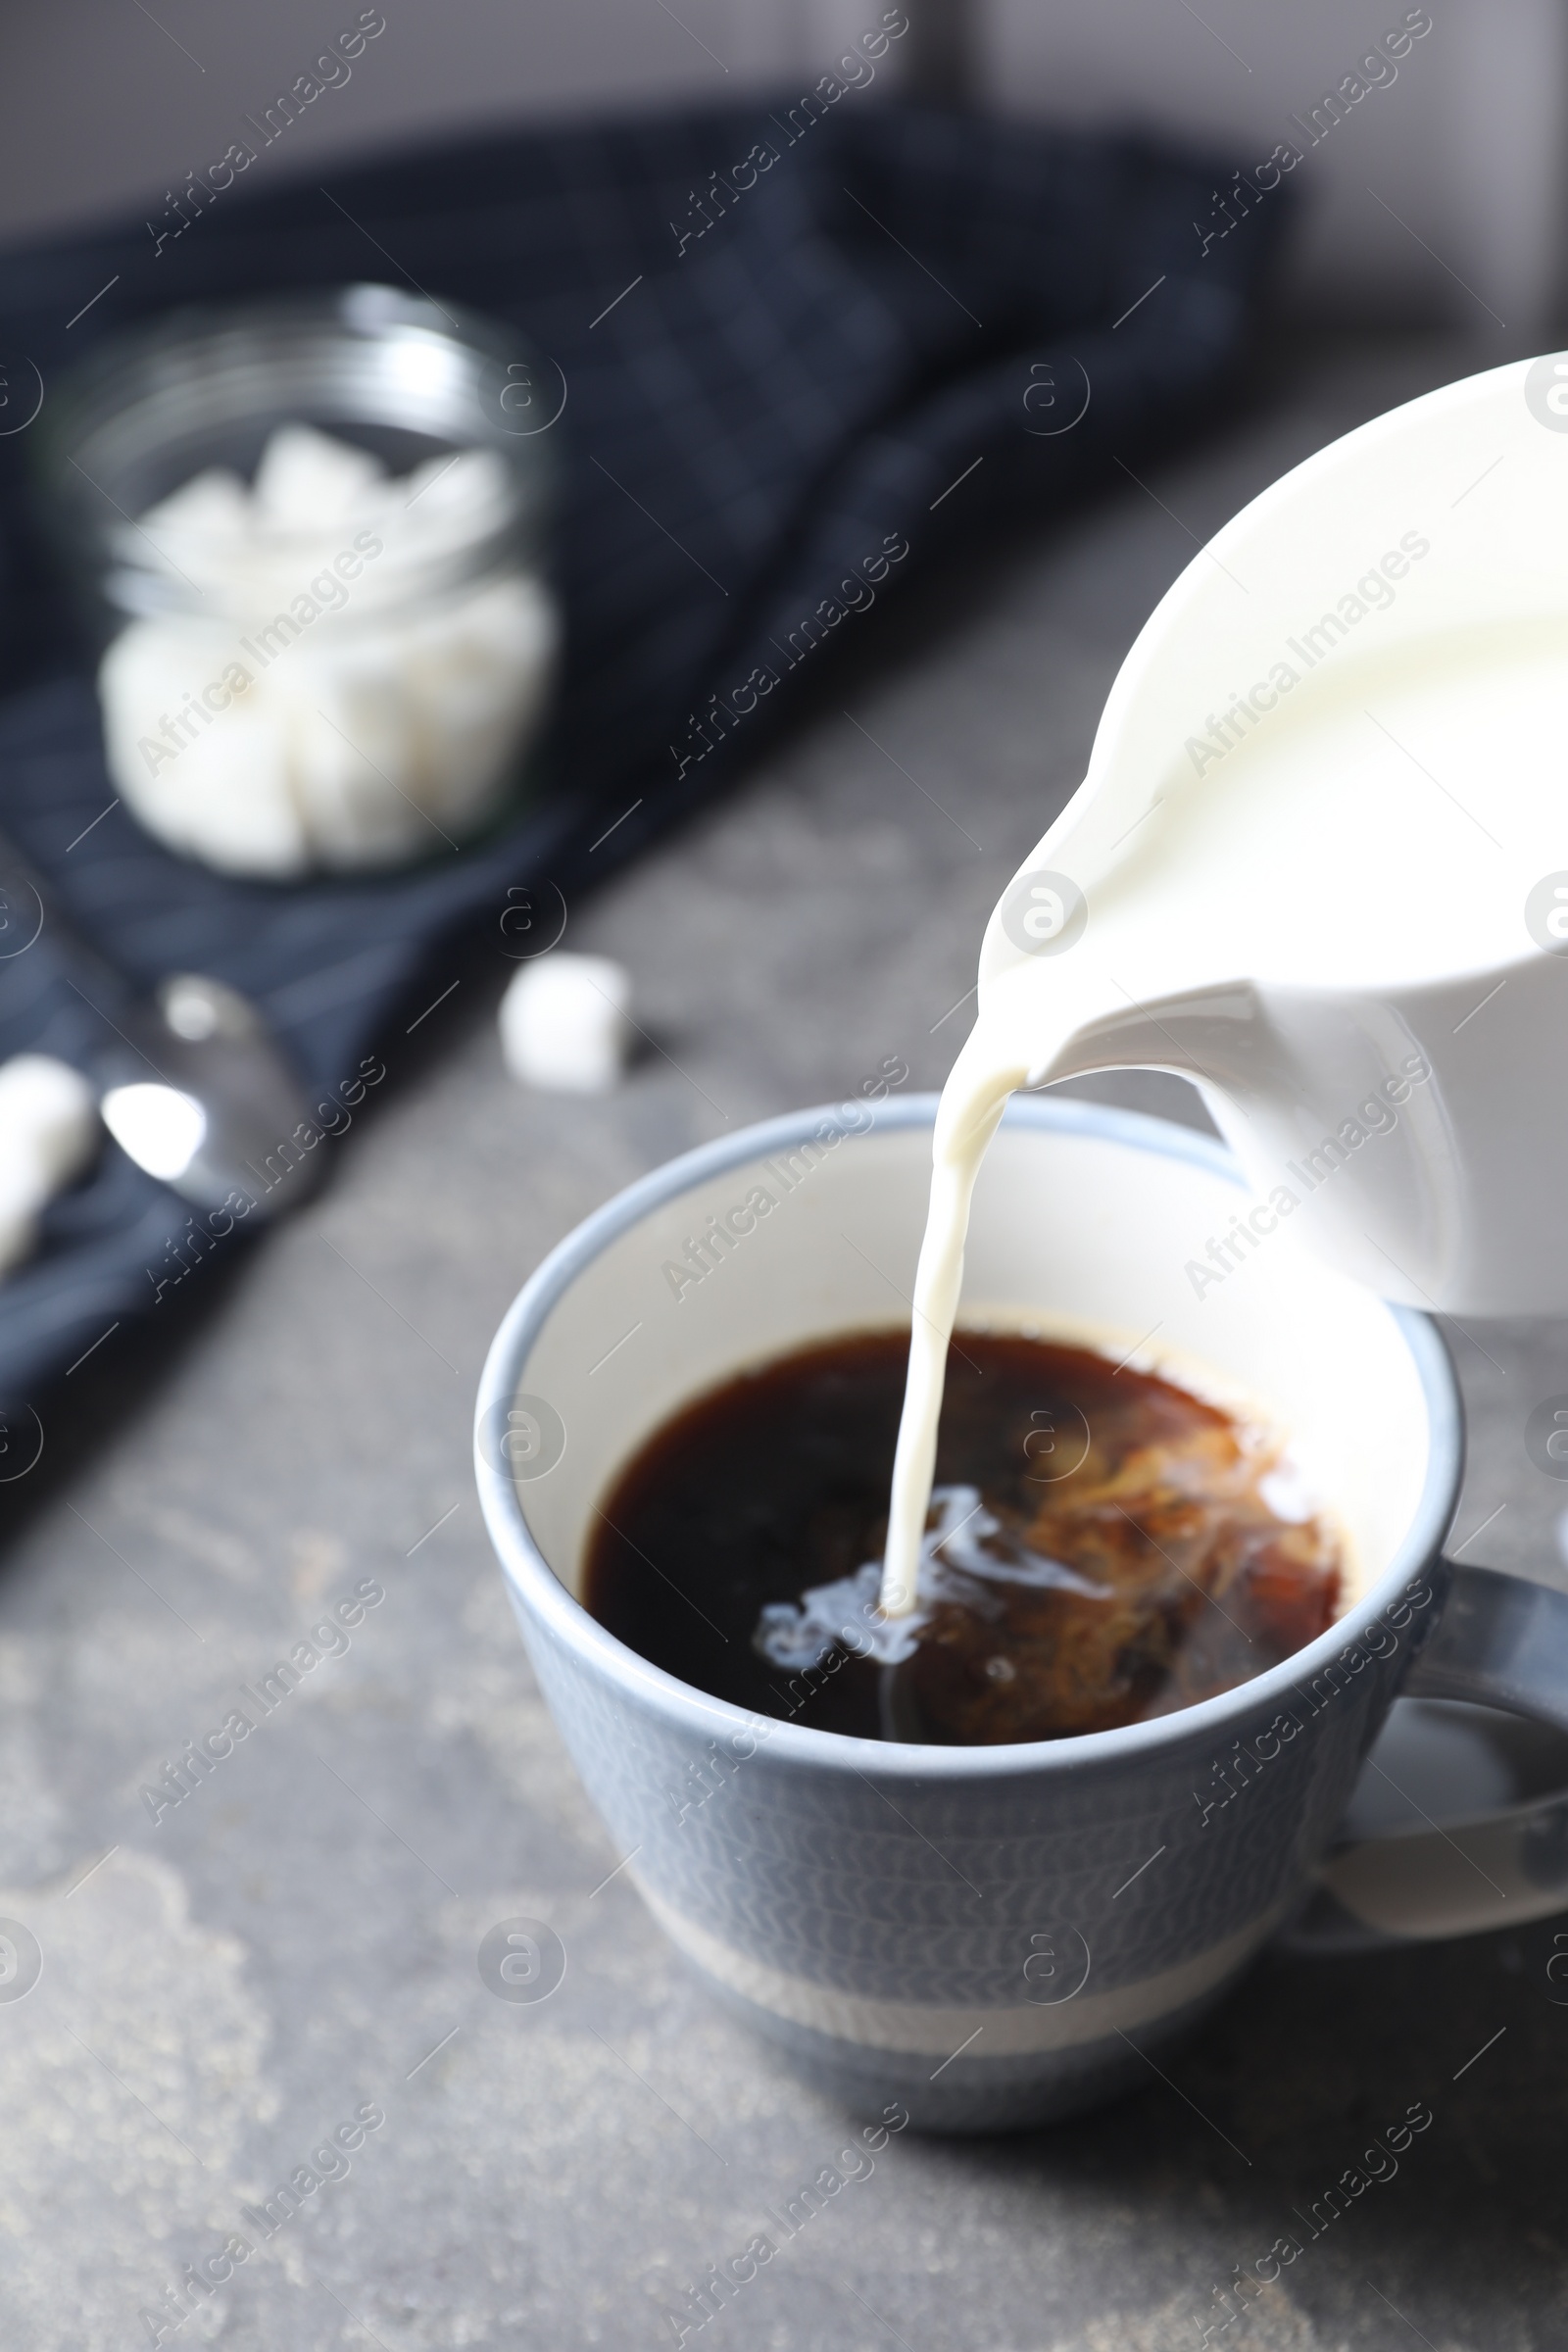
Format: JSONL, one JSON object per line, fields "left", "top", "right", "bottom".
{"left": 881, "top": 354, "right": 1568, "bottom": 1612}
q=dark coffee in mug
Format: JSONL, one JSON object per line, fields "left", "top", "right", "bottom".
{"left": 584, "top": 1329, "right": 1344, "bottom": 1743}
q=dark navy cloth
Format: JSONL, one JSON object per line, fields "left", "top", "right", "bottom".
{"left": 0, "top": 100, "right": 1288, "bottom": 1401}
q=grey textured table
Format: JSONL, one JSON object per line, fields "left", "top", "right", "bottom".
{"left": 4, "top": 330, "right": 1567, "bottom": 2352}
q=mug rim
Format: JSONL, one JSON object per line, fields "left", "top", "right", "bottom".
{"left": 474, "top": 1092, "right": 1462, "bottom": 1778}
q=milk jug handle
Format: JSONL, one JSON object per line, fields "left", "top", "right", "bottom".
{"left": 1284, "top": 1563, "right": 1568, "bottom": 1952}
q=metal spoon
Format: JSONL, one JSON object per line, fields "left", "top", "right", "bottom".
{"left": 96, "top": 972, "right": 321, "bottom": 1219}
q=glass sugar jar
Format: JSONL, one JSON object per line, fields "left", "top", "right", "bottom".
{"left": 40, "top": 283, "right": 562, "bottom": 878}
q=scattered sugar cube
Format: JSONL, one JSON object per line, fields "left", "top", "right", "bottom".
{"left": 499, "top": 954, "right": 633, "bottom": 1095}
{"left": 0, "top": 1055, "right": 99, "bottom": 1279}
{"left": 0, "top": 1054, "right": 98, "bottom": 1196}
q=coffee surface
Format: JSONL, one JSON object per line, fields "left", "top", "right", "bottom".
{"left": 584, "top": 1330, "right": 1343, "bottom": 1743}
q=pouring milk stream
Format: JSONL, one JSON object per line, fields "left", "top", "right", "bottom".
{"left": 881, "top": 354, "right": 1568, "bottom": 1613}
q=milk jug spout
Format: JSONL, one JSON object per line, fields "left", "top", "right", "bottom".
{"left": 1025, "top": 979, "right": 1269, "bottom": 1098}
{"left": 1001, "top": 972, "right": 1457, "bottom": 1311}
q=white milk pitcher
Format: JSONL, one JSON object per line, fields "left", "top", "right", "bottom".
{"left": 978, "top": 353, "right": 1568, "bottom": 1318}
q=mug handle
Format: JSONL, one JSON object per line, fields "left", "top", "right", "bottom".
{"left": 1284, "top": 1561, "right": 1568, "bottom": 1951}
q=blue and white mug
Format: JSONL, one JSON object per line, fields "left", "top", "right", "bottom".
{"left": 475, "top": 1096, "right": 1568, "bottom": 2132}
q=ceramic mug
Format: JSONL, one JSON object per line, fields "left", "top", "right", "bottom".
{"left": 474, "top": 1095, "right": 1568, "bottom": 2132}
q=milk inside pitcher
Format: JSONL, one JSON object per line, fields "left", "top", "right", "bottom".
{"left": 974, "top": 352, "right": 1568, "bottom": 1320}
